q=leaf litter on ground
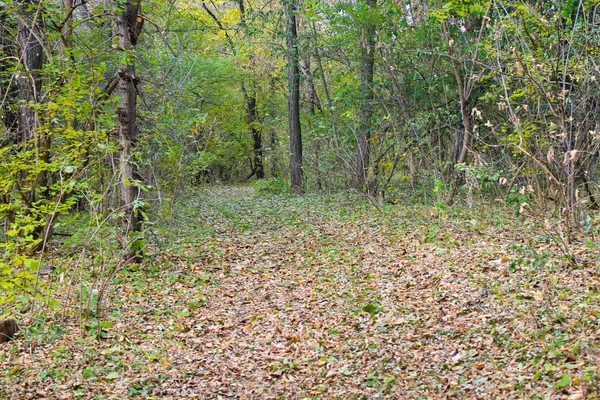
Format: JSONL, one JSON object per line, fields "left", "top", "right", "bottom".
{"left": 1, "top": 186, "right": 599, "bottom": 399}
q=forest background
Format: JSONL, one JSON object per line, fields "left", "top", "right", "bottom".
{"left": 1, "top": 0, "right": 600, "bottom": 398}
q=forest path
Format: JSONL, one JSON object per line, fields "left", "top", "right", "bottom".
{"left": 2, "top": 186, "right": 597, "bottom": 399}
{"left": 117, "top": 185, "right": 585, "bottom": 399}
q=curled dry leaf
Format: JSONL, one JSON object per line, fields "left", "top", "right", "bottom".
{"left": 562, "top": 150, "right": 580, "bottom": 166}
{"left": 547, "top": 146, "right": 555, "bottom": 164}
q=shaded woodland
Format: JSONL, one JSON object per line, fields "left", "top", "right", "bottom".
{"left": 2, "top": 0, "right": 600, "bottom": 254}
{"left": 1, "top": 1, "right": 600, "bottom": 398}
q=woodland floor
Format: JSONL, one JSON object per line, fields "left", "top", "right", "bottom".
{"left": 1, "top": 185, "right": 600, "bottom": 399}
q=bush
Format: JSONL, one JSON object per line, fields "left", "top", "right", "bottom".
{"left": 252, "top": 179, "right": 289, "bottom": 197}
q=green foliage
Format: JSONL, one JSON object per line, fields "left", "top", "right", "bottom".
{"left": 1, "top": 0, "right": 600, "bottom": 365}
{"left": 0, "top": 67, "right": 108, "bottom": 312}
{"left": 509, "top": 243, "right": 550, "bottom": 273}
{"left": 253, "top": 179, "right": 290, "bottom": 197}
{"left": 361, "top": 303, "right": 381, "bottom": 315}
{"left": 455, "top": 163, "right": 502, "bottom": 193}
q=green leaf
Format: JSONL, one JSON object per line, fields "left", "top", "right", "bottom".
{"left": 555, "top": 374, "right": 570, "bottom": 389}
{"left": 544, "top": 363, "right": 557, "bottom": 371}
{"left": 362, "top": 303, "right": 380, "bottom": 315}
{"left": 101, "top": 320, "right": 115, "bottom": 329}
{"left": 82, "top": 368, "right": 96, "bottom": 379}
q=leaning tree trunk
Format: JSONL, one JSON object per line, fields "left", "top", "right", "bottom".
{"left": 285, "top": 0, "right": 303, "bottom": 193}
{"left": 115, "top": 0, "right": 144, "bottom": 259}
{"left": 352, "top": 0, "right": 376, "bottom": 196}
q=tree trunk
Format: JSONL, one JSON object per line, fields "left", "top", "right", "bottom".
{"left": 0, "top": 5, "right": 16, "bottom": 226}
{"left": 115, "top": 0, "right": 143, "bottom": 259}
{"left": 302, "top": 55, "right": 323, "bottom": 190}
{"left": 17, "top": 0, "right": 51, "bottom": 248}
{"left": 17, "top": 0, "right": 43, "bottom": 145}
{"left": 443, "top": 21, "right": 472, "bottom": 204}
{"left": 444, "top": 21, "right": 472, "bottom": 167}
{"left": 0, "top": 6, "right": 18, "bottom": 141}
{"left": 285, "top": 0, "right": 303, "bottom": 193}
{"left": 302, "top": 58, "right": 321, "bottom": 115}
{"left": 246, "top": 91, "right": 264, "bottom": 179}
{"left": 0, "top": 319, "right": 19, "bottom": 343}
{"left": 352, "top": 0, "right": 376, "bottom": 196}
{"left": 236, "top": 1, "right": 264, "bottom": 180}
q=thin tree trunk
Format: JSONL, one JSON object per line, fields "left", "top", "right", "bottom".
{"left": 1, "top": 5, "right": 16, "bottom": 227}
{"left": 236, "top": 1, "right": 264, "bottom": 180}
{"left": 17, "top": 0, "right": 43, "bottom": 145}
{"left": 302, "top": 58, "right": 321, "bottom": 115}
{"left": 311, "top": 22, "right": 338, "bottom": 140}
{"left": 115, "top": 0, "right": 143, "bottom": 259}
{"left": 445, "top": 21, "right": 471, "bottom": 167}
{"left": 285, "top": 0, "right": 303, "bottom": 193}
{"left": 17, "top": 0, "right": 50, "bottom": 248}
{"left": 352, "top": 0, "right": 376, "bottom": 196}
{"left": 246, "top": 89, "right": 264, "bottom": 179}
{"left": 0, "top": 5, "right": 18, "bottom": 140}
{"left": 443, "top": 21, "right": 470, "bottom": 205}
{"left": 305, "top": 58, "right": 323, "bottom": 190}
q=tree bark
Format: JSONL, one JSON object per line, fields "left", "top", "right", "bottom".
{"left": 302, "top": 57, "right": 321, "bottom": 115}
{"left": 238, "top": 2, "right": 264, "bottom": 180}
{"left": 311, "top": 22, "right": 339, "bottom": 146}
{"left": 115, "top": 0, "right": 143, "bottom": 259}
{"left": 16, "top": 0, "right": 51, "bottom": 248}
{"left": 0, "top": 319, "right": 19, "bottom": 343}
{"left": 0, "top": 5, "right": 18, "bottom": 142}
{"left": 246, "top": 89, "right": 264, "bottom": 179}
{"left": 352, "top": 0, "right": 377, "bottom": 195}
{"left": 444, "top": 21, "right": 471, "bottom": 167}
{"left": 17, "top": 0, "right": 43, "bottom": 145}
{"left": 285, "top": 0, "right": 303, "bottom": 193}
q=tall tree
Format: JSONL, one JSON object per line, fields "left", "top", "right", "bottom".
{"left": 200, "top": 0, "right": 264, "bottom": 180}
{"left": 115, "top": 0, "right": 144, "bottom": 258}
{"left": 284, "top": 0, "right": 303, "bottom": 193}
{"left": 17, "top": 0, "right": 44, "bottom": 145}
{"left": 16, "top": 0, "right": 50, "bottom": 248}
{"left": 352, "top": 0, "right": 377, "bottom": 195}
{"left": 238, "top": 0, "right": 264, "bottom": 180}
{"left": 1, "top": 4, "right": 18, "bottom": 141}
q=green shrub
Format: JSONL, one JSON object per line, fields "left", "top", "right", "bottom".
{"left": 252, "top": 179, "right": 290, "bottom": 197}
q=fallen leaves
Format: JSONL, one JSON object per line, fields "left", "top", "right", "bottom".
{"left": 1, "top": 187, "right": 599, "bottom": 399}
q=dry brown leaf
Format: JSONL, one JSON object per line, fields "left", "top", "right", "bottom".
{"left": 568, "top": 391, "right": 584, "bottom": 400}
{"left": 547, "top": 146, "right": 555, "bottom": 164}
